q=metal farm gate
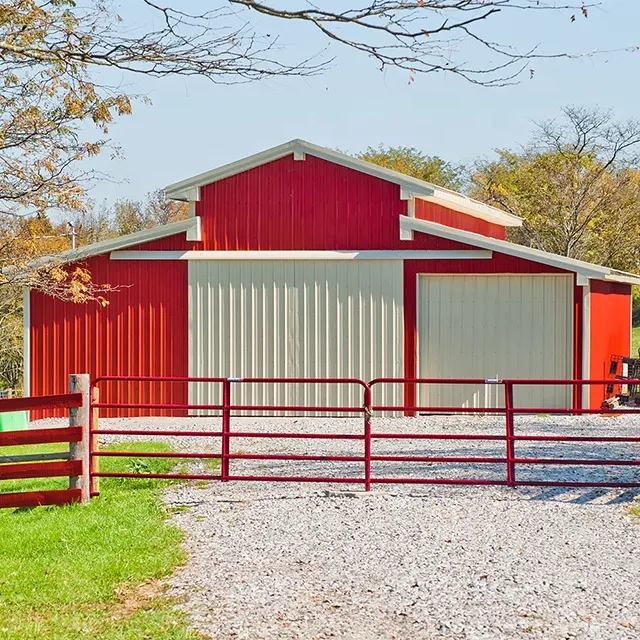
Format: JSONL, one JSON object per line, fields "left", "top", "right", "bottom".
{"left": 88, "top": 376, "right": 640, "bottom": 493}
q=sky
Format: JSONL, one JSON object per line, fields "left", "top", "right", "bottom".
{"left": 86, "top": 0, "right": 640, "bottom": 206}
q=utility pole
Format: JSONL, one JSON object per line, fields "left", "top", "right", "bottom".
{"left": 67, "top": 222, "right": 76, "bottom": 250}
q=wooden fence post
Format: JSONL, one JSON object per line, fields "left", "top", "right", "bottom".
{"left": 69, "top": 374, "right": 91, "bottom": 504}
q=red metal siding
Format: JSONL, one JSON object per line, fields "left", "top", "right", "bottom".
{"left": 30, "top": 255, "right": 188, "bottom": 418}
{"left": 197, "top": 154, "right": 493, "bottom": 251}
{"left": 414, "top": 199, "right": 507, "bottom": 239}
{"left": 589, "top": 280, "right": 631, "bottom": 408}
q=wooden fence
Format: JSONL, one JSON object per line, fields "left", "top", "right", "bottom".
{"left": 0, "top": 375, "right": 91, "bottom": 509}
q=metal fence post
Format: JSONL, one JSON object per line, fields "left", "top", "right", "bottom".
{"left": 221, "top": 379, "right": 231, "bottom": 481}
{"left": 90, "top": 386, "right": 100, "bottom": 496}
{"left": 504, "top": 381, "right": 516, "bottom": 488}
{"left": 363, "top": 385, "right": 372, "bottom": 492}
{"left": 69, "top": 374, "right": 91, "bottom": 504}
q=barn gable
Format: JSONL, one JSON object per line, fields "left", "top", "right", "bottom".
{"left": 164, "top": 139, "right": 520, "bottom": 250}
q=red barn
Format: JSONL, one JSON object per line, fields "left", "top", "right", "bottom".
{"left": 25, "top": 140, "right": 638, "bottom": 415}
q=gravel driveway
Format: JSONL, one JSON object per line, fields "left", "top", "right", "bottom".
{"left": 38, "top": 414, "right": 640, "bottom": 638}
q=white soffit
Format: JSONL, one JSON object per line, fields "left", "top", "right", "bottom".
{"left": 110, "top": 250, "right": 493, "bottom": 261}
{"left": 400, "top": 216, "right": 640, "bottom": 285}
{"left": 164, "top": 139, "right": 521, "bottom": 228}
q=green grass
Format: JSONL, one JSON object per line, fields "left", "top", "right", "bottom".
{"left": 0, "top": 442, "right": 204, "bottom": 640}
{"left": 633, "top": 325, "right": 640, "bottom": 357}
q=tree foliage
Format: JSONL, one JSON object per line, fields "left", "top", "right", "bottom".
{"left": 357, "top": 145, "right": 465, "bottom": 191}
{"left": 471, "top": 107, "right": 640, "bottom": 272}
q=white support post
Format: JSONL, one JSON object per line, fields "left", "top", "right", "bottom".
{"left": 68, "top": 374, "right": 91, "bottom": 504}
{"left": 580, "top": 278, "right": 591, "bottom": 410}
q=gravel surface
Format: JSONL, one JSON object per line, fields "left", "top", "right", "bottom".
{"left": 34, "top": 414, "right": 640, "bottom": 638}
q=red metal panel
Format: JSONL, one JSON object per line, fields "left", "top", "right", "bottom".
{"left": 589, "top": 279, "right": 632, "bottom": 408}
{"left": 414, "top": 199, "right": 507, "bottom": 239}
{"left": 197, "top": 154, "right": 483, "bottom": 251}
{"left": 30, "top": 255, "right": 188, "bottom": 418}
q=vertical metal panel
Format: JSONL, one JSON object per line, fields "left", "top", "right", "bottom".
{"left": 189, "top": 260, "right": 404, "bottom": 415}
{"left": 414, "top": 199, "right": 507, "bottom": 239}
{"left": 417, "top": 274, "right": 573, "bottom": 409}
{"left": 197, "top": 154, "right": 478, "bottom": 252}
{"left": 589, "top": 280, "right": 632, "bottom": 408}
{"left": 30, "top": 254, "right": 188, "bottom": 418}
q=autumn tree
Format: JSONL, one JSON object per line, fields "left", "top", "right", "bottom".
{"left": 357, "top": 145, "right": 464, "bottom": 190}
{"left": 471, "top": 107, "right": 640, "bottom": 272}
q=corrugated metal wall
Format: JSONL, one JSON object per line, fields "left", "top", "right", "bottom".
{"left": 589, "top": 279, "right": 632, "bottom": 408}
{"left": 196, "top": 154, "right": 504, "bottom": 251}
{"left": 29, "top": 254, "right": 188, "bottom": 418}
{"left": 413, "top": 200, "right": 507, "bottom": 240}
{"left": 417, "top": 274, "right": 573, "bottom": 410}
{"left": 189, "top": 260, "right": 404, "bottom": 414}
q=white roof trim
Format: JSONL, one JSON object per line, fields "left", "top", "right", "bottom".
{"left": 110, "top": 249, "right": 493, "bottom": 261}
{"left": 400, "top": 216, "right": 640, "bottom": 285}
{"left": 165, "top": 139, "right": 522, "bottom": 228}
{"left": 26, "top": 217, "right": 200, "bottom": 268}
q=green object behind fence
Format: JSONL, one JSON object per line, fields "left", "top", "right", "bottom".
{"left": 0, "top": 411, "right": 28, "bottom": 431}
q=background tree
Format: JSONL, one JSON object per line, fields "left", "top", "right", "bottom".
{"left": 471, "top": 107, "right": 640, "bottom": 272}
{"left": 356, "top": 145, "right": 465, "bottom": 191}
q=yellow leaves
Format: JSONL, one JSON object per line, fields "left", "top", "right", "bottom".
{"left": 115, "top": 95, "right": 132, "bottom": 116}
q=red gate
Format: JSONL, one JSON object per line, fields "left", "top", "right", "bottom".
{"left": 90, "top": 376, "right": 640, "bottom": 493}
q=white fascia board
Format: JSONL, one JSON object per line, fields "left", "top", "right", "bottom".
{"left": 400, "top": 216, "right": 640, "bottom": 285}
{"left": 163, "top": 138, "right": 521, "bottom": 228}
{"left": 110, "top": 249, "right": 493, "bottom": 261}
{"left": 186, "top": 215, "right": 201, "bottom": 241}
{"left": 26, "top": 217, "right": 201, "bottom": 267}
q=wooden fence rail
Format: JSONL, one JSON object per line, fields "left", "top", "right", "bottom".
{"left": 0, "top": 375, "right": 91, "bottom": 509}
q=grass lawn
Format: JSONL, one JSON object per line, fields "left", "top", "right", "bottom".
{"left": 0, "top": 442, "right": 204, "bottom": 640}
{"left": 633, "top": 325, "right": 640, "bottom": 357}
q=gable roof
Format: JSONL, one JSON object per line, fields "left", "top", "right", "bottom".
{"left": 401, "top": 216, "right": 640, "bottom": 285}
{"left": 164, "top": 139, "right": 522, "bottom": 228}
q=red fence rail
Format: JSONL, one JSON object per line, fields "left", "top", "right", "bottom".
{"left": 0, "top": 386, "right": 89, "bottom": 509}
{"left": 90, "top": 376, "right": 640, "bottom": 493}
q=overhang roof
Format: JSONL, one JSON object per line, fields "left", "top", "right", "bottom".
{"left": 9, "top": 217, "right": 200, "bottom": 272}
{"left": 164, "top": 139, "right": 522, "bottom": 228}
{"left": 401, "top": 216, "right": 640, "bottom": 285}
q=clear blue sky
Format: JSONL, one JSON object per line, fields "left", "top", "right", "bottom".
{"left": 88, "top": 0, "right": 639, "bottom": 205}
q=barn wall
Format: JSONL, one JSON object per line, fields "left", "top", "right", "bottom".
{"left": 188, "top": 260, "right": 404, "bottom": 414}
{"left": 589, "top": 280, "right": 632, "bottom": 408}
{"left": 413, "top": 199, "right": 507, "bottom": 240}
{"left": 195, "top": 154, "right": 506, "bottom": 251}
{"left": 29, "top": 255, "right": 188, "bottom": 418}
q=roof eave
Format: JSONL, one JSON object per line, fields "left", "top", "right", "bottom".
{"left": 11, "top": 217, "right": 201, "bottom": 276}
{"left": 400, "top": 216, "right": 640, "bottom": 285}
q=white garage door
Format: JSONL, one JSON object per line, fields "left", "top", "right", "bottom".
{"left": 417, "top": 274, "right": 573, "bottom": 410}
{"left": 189, "top": 260, "right": 404, "bottom": 414}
